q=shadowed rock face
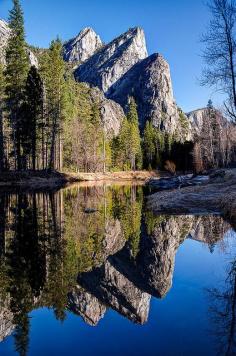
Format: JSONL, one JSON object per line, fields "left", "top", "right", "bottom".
{"left": 76, "top": 213, "right": 232, "bottom": 326}
{"left": 68, "top": 286, "right": 106, "bottom": 326}
{"left": 109, "top": 215, "right": 195, "bottom": 298}
{"left": 63, "top": 27, "right": 103, "bottom": 64}
{"left": 89, "top": 86, "right": 124, "bottom": 137}
{"left": 138, "top": 216, "right": 194, "bottom": 297}
{"left": 77, "top": 215, "right": 196, "bottom": 326}
{"left": 109, "top": 53, "right": 181, "bottom": 132}
{"left": 71, "top": 27, "right": 191, "bottom": 136}
{"left": 89, "top": 217, "right": 126, "bottom": 269}
{"left": 75, "top": 27, "right": 148, "bottom": 94}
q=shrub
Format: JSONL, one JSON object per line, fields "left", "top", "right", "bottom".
{"left": 164, "top": 160, "right": 176, "bottom": 175}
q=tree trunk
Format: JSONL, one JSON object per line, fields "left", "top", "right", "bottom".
{"left": 0, "top": 109, "right": 5, "bottom": 171}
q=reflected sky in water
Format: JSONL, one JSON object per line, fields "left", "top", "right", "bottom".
{"left": 0, "top": 183, "right": 235, "bottom": 356}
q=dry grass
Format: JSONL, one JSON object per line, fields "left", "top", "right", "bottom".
{"left": 147, "top": 169, "right": 236, "bottom": 225}
{"left": 72, "top": 170, "right": 158, "bottom": 182}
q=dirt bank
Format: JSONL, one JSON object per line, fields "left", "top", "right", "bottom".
{"left": 146, "top": 169, "right": 236, "bottom": 227}
{"left": 0, "top": 171, "right": 79, "bottom": 191}
{"left": 0, "top": 170, "right": 158, "bottom": 191}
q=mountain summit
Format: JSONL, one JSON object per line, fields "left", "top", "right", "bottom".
{"left": 63, "top": 27, "right": 102, "bottom": 64}
{"left": 67, "top": 27, "right": 188, "bottom": 137}
{"left": 75, "top": 27, "right": 148, "bottom": 94}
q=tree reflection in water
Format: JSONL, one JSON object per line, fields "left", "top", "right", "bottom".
{"left": 0, "top": 183, "right": 233, "bottom": 355}
{"left": 207, "top": 254, "right": 236, "bottom": 356}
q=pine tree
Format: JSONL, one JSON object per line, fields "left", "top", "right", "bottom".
{"left": 143, "top": 121, "right": 155, "bottom": 169}
{"left": 0, "top": 64, "right": 5, "bottom": 171}
{"left": 5, "top": 0, "right": 29, "bottom": 170}
{"left": 42, "top": 39, "right": 66, "bottom": 171}
{"left": 127, "top": 98, "right": 142, "bottom": 170}
{"left": 113, "top": 117, "right": 130, "bottom": 170}
{"left": 22, "top": 66, "right": 44, "bottom": 170}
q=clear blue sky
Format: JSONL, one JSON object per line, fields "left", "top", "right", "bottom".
{"left": 0, "top": 0, "right": 225, "bottom": 112}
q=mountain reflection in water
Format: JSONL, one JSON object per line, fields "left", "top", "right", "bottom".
{"left": 0, "top": 184, "right": 235, "bottom": 356}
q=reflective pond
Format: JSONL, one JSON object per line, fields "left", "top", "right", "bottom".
{"left": 0, "top": 183, "right": 235, "bottom": 356}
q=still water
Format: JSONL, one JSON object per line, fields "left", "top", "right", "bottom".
{"left": 0, "top": 183, "right": 235, "bottom": 356}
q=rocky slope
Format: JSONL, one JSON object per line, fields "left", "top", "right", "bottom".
{"left": 63, "top": 27, "right": 103, "bottom": 65}
{"left": 109, "top": 53, "right": 183, "bottom": 132}
{"left": 79, "top": 260, "right": 151, "bottom": 324}
{"left": 69, "top": 26, "right": 191, "bottom": 137}
{"left": 89, "top": 86, "right": 124, "bottom": 137}
{"left": 0, "top": 19, "right": 38, "bottom": 67}
{"left": 0, "top": 19, "right": 192, "bottom": 138}
{"left": 75, "top": 27, "right": 148, "bottom": 94}
{"left": 187, "top": 108, "right": 209, "bottom": 135}
{"left": 74, "top": 212, "right": 230, "bottom": 326}
{"left": 68, "top": 286, "right": 106, "bottom": 326}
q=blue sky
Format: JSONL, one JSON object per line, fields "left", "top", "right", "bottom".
{"left": 0, "top": 0, "right": 225, "bottom": 112}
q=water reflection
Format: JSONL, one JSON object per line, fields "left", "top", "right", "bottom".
{"left": 207, "top": 258, "right": 236, "bottom": 356}
{"left": 0, "top": 184, "right": 234, "bottom": 355}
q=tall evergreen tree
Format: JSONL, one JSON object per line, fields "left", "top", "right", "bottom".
{"left": 42, "top": 39, "right": 66, "bottom": 171}
{"left": 22, "top": 66, "right": 44, "bottom": 170}
{"left": 127, "top": 98, "right": 142, "bottom": 170}
{"left": 5, "top": 0, "right": 29, "bottom": 170}
{"left": 112, "top": 99, "right": 142, "bottom": 171}
{"left": 0, "top": 64, "right": 5, "bottom": 171}
{"left": 143, "top": 121, "right": 155, "bottom": 169}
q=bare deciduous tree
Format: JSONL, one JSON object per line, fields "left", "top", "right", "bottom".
{"left": 202, "top": 0, "right": 236, "bottom": 121}
{"left": 193, "top": 105, "right": 236, "bottom": 171}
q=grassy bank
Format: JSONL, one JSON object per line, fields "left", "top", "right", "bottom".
{"left": 71, "top": 170, "right": 158, "bottom": 182}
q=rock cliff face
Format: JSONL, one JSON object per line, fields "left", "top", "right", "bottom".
{"left": 0, "top": 20, "right": 11, "bottom": 64}
{"left": 0, "top": 19, "right": 38, "bottom": 67}
{"left": 139, "top": 215, "right": 194, "bottom": 297}
{"left": 63, "top": 27, "right": 102, "bottom": 64}
{"left": 90, "top": 86, "right": 124, "bottom": 137}
{"left": 109, "top": 53, "right": 181, "bottom": 132}
{"left": 68, "top": 26, "right": 190, "bottom": 136}
{"left": 78, "top": 213, "right": 225, "bottom": 326}
{"left": 75, "top": 27, "right": 148, "bottom": 94}
{"left": 187, "top": 108, "right": 208, "bottom": 135}
{"left": 189, "top": 216, "right": 230, "bottom": 245}
{"left": 79, "top": 260, "right": 151, "bottom": 324}
{"left": 68, "top": 286, "right": 106, "bottom": 326}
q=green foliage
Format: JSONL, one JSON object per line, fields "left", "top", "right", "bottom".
{"left": 0, "top": 1, "right": 193, "bottom": 174}
{"left": 143, "top": 120, "right": 169, "bottom": 169}
{"left": 63, "top": 83, "right": 105, "bottom": 172}
{"left": 21, "top": 66, "right": 44, "bottom": 170}
{"left": 41, "top": 38, "right": 66, "bottom": 170}
{"left": 112, "top": 98, "right": 142, "bottom": 171}
{"left": 177, "top": 109, "right": 190, "bottom": 141}
{"left": 0, "top": 64, "right": 6, "bottom": 171}
{"left": 5, "top": 0, "right": 30, "bottom": 169}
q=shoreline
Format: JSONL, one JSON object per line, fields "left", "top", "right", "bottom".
{"left": 146, "top": 169, "right": 236, "bottom": 228}
{"left": 0, "top": 170, "right": 159, "bottom": 190}
{"left": 72, "top": 170, "right": 158, "bottom": 182}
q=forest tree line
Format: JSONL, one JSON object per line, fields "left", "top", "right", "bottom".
{"left": 0, "top": 0, "right": 236, "bottom": 175}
